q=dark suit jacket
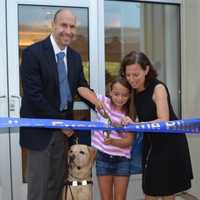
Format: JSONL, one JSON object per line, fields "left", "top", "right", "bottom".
{"left": 20, "top": 36, "right": 89, "bottom": 150}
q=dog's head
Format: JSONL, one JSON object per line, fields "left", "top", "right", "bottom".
{"left": 68, "top": 144, "right": 96, "bottom": 180}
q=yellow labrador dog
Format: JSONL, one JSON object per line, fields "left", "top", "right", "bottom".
{"left": 64, "top": 144, "right": 96, "bottom": 200}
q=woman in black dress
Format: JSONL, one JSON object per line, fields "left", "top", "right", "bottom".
{"left": 120, "top": 51, "right": 193, "bottom": 200}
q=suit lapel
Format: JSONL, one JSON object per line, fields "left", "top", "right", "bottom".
{"left": 67, "top": 48, "right": 75, "bottom": 90}
{"left": 43, "top": 36, "right": 59, "bottom": 86}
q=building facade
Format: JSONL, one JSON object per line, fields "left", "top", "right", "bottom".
{"left": 0, "top": 0, "right": 200, "bottom": 199}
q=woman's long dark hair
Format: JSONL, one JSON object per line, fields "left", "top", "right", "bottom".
{"left": 120, "top": 51, "right": 158, "bottom": 87}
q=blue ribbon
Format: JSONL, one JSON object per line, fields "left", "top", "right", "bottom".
{"left": 0, "top": 117, "right": 200, "bottom": 134}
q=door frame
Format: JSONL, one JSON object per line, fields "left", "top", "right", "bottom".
{"left": 0, "top": 0, "right": 12, "bottom": 200}
{"left": 98, "top": 0, "right": 183, "bottom": 199}
{"left": 4, "top": 0, "right": 184, "bottom": 199}
{"left": 6, "top": 0, "right": 99, "bottom": 199}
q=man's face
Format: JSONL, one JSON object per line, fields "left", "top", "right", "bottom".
{"left": 52, "top": 10, "right": 76, "bottom": 49}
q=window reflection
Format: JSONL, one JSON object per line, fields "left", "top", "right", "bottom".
{"left": 104, "top": 1, "right": 180, "bottom": 115}
{"left": 105, "top": 1, "right": 140, "bottom": 84}
{"left": 18, "top": 5, "right": 89, "bottom": 81}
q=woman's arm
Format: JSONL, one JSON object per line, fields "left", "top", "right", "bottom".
{"left": 121, "top": 84, "right": 170, "bottom": 126}
{"left": 104, "top": 133, "right": 134, "bottom": 148}
{"left": 152, "top": 84, "right": 170, "bottom": 122}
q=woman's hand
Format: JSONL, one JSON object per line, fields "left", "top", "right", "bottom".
{"left": 121, "top": 116, "right": 135, "bottom": 126}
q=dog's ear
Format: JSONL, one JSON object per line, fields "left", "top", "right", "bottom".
{"left": 88, "top": 147, "right": 96, "bottom": 163}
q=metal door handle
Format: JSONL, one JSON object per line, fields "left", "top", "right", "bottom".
{"left": 9, "top": 95, "right": 21, "bottom": 112}
{"left": 11, "top": 95, "right": 21, "bottom": 99}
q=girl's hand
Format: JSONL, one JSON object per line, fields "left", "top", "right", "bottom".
{"left": 121, "top": 116, "right": 134, "bottom": 126}
{"left": 103, "top": 137, "right": 113, "bottom": 145}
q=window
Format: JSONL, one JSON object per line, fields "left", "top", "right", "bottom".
{"left": 104, "top": 1, "right": 181, "bottom": 115}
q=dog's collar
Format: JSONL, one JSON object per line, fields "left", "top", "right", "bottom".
{"left": 66, "top": 180, "right": 93, "bottom": 186}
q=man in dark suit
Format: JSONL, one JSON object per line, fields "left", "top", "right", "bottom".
{"left": 20, "top": 9, "right": 99, "bottom": 200}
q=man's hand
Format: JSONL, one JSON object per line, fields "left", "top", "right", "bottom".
{"left": 95, "top": 99, "right": 103, "bottom": 110}
{"left": 95, "top": 100, "right": 107, "bottom": 118}
{"left": 62, "top": 129, "right": 74, "bottom": 137}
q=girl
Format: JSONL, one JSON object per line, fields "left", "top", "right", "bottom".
{"left": 120, "top": 51, "right": 193, "bottom": 200}
{"left": 92, "top": 76, "right": 135, "bottom": 200}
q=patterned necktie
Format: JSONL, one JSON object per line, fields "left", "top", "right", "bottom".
{"left": 56, "top": 52, "right": 72, "bottom": 111}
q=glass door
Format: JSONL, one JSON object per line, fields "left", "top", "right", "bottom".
{"left": 6, "top": 0, "right": 98, "bottom": 199}
{"left": 0, "top": 0, "right": 12, "bottom": 200}
{"left": 104, "top": 1, "right": 181, "bottom": 199}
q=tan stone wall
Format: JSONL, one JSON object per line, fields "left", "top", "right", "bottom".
{"left": 182, "top": 0, "right": 200, "bottom": 198}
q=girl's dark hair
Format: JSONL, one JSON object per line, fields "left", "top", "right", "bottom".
{"left": 109, "top": 76, "right": 136, "bottom": 120}
{"left": 110, "top": 76, "right": 132, "bottom": 93}
{"left": 120, "top": 51, "right": 158, "bottom": 87}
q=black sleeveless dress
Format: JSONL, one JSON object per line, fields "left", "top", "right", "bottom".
{"left": 135, "top": 78, "right": 193, "bottom": 196}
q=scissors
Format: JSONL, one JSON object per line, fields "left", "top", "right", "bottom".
{"left": 98, "top": 106, "right": 122, "bottom": 139}
{"left": 102, "top": 110, "right": 112, "bottom": 139}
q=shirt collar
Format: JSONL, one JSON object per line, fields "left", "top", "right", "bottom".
{"left": 50, "top": 34, "right": 67, "bottom": 56}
